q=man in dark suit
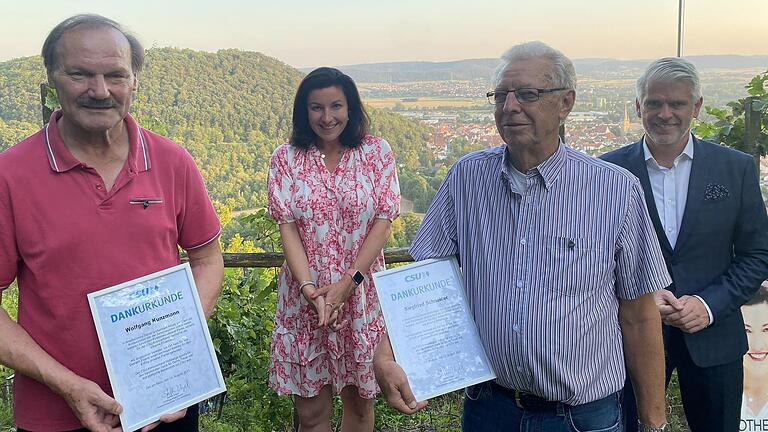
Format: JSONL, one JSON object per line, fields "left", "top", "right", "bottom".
{"left": 601, "top": 57, "right": 768, "bottom": 432}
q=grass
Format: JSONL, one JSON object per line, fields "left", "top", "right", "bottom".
{"left": 666, "top": 371, "right": 690, "bottom": 432}
{"left": 0, "top": 379, "right": 12, "bottom": 432}
{"left": 0, "top": 284, "right": 14, "bottom": 431}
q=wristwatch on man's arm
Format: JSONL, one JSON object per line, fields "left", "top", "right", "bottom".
{"left": 638, "top": 421, "right": 668, "bottom": 432}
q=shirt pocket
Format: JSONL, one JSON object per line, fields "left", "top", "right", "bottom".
{"left": 543, "top": 236, "right": 609, "bottom": 297}
{"left": 129, "top": 196, "right": 164, "bottom": 210}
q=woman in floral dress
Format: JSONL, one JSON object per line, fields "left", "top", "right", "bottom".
{"left": 267, "top": 67, "right": 400, "bottom": 431}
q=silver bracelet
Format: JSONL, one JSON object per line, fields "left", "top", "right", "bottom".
{"left": 298, "top": 280, "right": 317, "bottom": 291}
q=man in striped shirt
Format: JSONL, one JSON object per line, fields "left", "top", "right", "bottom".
{"left": 374, "top": 41, "right": 671, "bottom": 432}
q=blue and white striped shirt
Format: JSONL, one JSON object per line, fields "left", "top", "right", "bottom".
{"left": 411, "top": 143, "right": 671, "bottom": 405}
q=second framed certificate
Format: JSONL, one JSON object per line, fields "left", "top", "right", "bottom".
{"left": 372, "top": 257, "right": 495, "bottom": 401}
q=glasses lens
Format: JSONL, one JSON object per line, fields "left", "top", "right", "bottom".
{"left": 516, "top": 89, "right": 539, "bottom": 102}
{"left": 493, "top": 91, "right": 507, "bottom": 104}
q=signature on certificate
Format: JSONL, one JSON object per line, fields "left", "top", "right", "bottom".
{"left": 161, "top": 379, "right": 191, "bottom": 403}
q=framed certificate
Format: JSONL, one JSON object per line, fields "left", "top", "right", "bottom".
{"left": 88, "top": 263, "right": 226, "bottom": 432}
{"left": 372, "top": 257, "right": 495, "bottom": 401}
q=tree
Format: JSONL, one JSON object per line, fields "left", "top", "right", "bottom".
{"left": 0, "top": 119, "right": 38, "bottom": 150}
{"left": 694, "top": 69, "right": 768, "bottom": 174}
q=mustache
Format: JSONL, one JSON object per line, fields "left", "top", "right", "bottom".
{"left": 77, "top": 96, "right": 117, "bottom": 109}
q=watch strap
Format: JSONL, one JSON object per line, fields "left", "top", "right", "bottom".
{"left": 638, "top": 421, "right": 668, "bottom": 432}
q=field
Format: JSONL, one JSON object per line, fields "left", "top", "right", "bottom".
{"left": 364, "top": 97, "right": 486, "bottom": 110}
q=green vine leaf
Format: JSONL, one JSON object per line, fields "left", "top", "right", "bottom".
{"left": 44, "top": 87, "right": 60, "bottom": 111}
{"left": 705, "top": 106, "right": 728, "bottom": 120}
{"left": 746, "top": 72, "right": 767, "bottom": 97}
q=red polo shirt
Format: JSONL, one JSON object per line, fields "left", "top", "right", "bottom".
{"left": 0, "top": 111, "right": 221, "bottom": 431}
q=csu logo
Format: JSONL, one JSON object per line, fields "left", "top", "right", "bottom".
{"left": 405, "top": 271, "right": 430, "bottom": 282}
{"left": 129, "top": 285, "right": 160, "bottom": 299}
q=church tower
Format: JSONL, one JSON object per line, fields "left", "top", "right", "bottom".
{"left": 622, "top": 102, "right": 631, "bottom": 136}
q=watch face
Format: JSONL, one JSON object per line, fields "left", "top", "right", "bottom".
{"left": 352, "top": 271, "right": 365, "bottom": 285}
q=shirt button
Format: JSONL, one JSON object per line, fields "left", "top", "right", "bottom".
{"left": 96, "top": 184, "right": 103, "bottom": 190}
{"left": 520, "top": 238, "right": 527, "bottom": 245}
{"left": 516, "top": 365, "right": 524, "bottom": 372}
{"left": 516, "top": 281, "right": 523, "bottom": 288}
{"left": 512, "top": 324, "right": 520, "bottom": 332}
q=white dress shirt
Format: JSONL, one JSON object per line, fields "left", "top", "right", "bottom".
{"left": 644, "top": 134, "right": 714, "bottom": 325}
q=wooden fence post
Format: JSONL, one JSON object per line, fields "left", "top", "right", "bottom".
{"left": 40, "top": 83, "right": 53, "bottom": 126}
{"left": 744, "top": 96, "right": 762, "bottom": 177}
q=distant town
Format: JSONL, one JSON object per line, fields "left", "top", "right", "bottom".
{"left": 352, "top": 63, "right": 767, "bottom": 194}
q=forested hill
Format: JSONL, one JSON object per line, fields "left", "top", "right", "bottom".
{"left": 0, "top": 48, "right": 434, "bottom": 210}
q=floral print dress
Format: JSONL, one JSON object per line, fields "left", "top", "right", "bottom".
{"left": 267, "top": 135, "right": 400, "bottom": 398}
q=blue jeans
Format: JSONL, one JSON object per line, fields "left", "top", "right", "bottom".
{"left": 462, "top": 382, "right": 623, "bottom": 432}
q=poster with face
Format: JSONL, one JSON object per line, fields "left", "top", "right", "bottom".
{"left": 741, "top": 284, "right": 768, "bottom": 431}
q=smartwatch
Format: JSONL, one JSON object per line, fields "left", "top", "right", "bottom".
{"left": 345, "top": 268, "right": 365, "bottom": 286}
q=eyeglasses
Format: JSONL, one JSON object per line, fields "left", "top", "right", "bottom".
{"left": 486, "top": 88, "right": 568, "bottom": 105}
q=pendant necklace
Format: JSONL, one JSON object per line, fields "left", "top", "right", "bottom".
{"left": 320, "top": 148, "right": 343, "bottom": 160}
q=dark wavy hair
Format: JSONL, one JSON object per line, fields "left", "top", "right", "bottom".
{"left": 42, "top": 14, "right": 144, "bottom": 76}
{"left": 290, "top": 67, "right": 370, "bottom": 150}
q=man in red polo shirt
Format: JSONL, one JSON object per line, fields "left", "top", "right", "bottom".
{"left": 0, "top": 14, "right": 224, "bottom": 432}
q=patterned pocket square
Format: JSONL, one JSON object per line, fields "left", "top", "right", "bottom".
{"left": 704, "top": 183, "right": 729, "bottom": 201}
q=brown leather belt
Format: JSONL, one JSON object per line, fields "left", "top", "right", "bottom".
{"left": 490, "top": 381, "right": 561, "bottom": 411}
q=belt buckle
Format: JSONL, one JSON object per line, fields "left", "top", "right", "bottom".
{"left": 513, "top": 390, "right": 524, "bottom": 409}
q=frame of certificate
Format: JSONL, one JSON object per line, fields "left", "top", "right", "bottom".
{"left": 373, "top": 256, "right": 495, "bottom": 401}
{"left": 88, "top": 263, "right": 226, "bottom": 431}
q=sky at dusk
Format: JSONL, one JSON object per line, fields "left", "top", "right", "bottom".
{"left": 1, "top": 0, "right": 766, "bottom": 68}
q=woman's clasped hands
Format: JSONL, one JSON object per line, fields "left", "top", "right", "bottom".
{"left": 300, "top": 278, "right": 354, "bottom": 331}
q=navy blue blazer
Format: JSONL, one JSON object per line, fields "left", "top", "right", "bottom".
{"left": 601, "top": 136, "right": 768, "bottom": 367}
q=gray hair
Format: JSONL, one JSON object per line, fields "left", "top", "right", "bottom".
{"left": 636, "top": 57, "right": 701, "bottom": 102}
{"left": 493, "top": 41, "right": 577, "bottom": 90}
{"left": 42, "top": 14, "right": 144, "bottom": 75}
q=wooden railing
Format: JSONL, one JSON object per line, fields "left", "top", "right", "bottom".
{"left": 219, "top": 247, "right": 413, "bottom": 268}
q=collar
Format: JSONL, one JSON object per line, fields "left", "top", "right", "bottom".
{"left": 44, "top": 110, "right": 151, "bottom": 173}
{"left": 501, "top": 140, "right": 567, "bottom": 191}
{"left": 642, "top": 133, "right": 694, "bottom": 167}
